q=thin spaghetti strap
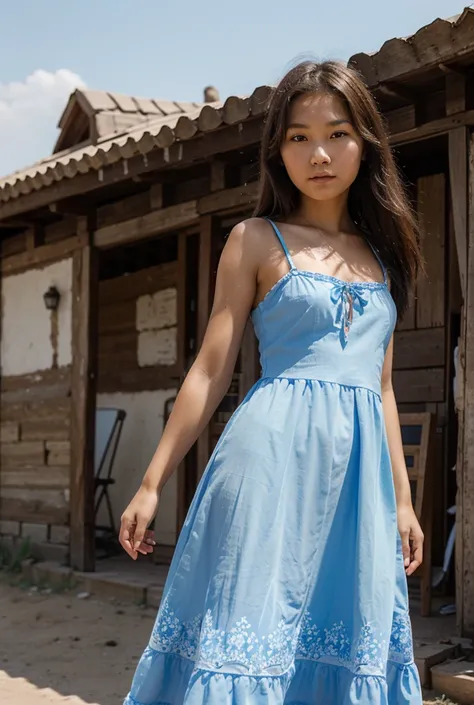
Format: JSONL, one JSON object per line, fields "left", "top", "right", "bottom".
{"left": 366, "top": 238, "right": 387, "bottom": 285}
{"left": 265, "top": 218, "right": 296, "bottom": 271}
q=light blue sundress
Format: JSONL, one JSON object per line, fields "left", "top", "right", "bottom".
{"left": 124, "top": 219, "right": 422, "bottom": 704}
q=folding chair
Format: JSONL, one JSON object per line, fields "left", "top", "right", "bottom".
{"left": 94, "top": 408, "right": 126, "bottom": 535}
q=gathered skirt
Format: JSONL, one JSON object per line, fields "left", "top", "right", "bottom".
{"left": 124, "top": 377, "right": 422, "bottom": 704}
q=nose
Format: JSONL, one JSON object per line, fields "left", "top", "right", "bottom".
{"left": 310, "top": 145, "right": 331, "bottom": 165}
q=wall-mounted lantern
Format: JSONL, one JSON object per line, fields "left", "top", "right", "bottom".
{"left": 43, "top": 285, "right": 61, "bottom": 311}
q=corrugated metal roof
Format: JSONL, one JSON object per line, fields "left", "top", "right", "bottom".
{"left": 1, "top": 7, "right": 474, "bottom": 207}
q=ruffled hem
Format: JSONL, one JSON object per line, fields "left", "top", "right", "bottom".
{"left": 123, "top": 650, "right": 422, "bottom": 704}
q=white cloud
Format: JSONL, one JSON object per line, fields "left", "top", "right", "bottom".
{"left": 0, "top": 69, "right": 86, "bottom": 178}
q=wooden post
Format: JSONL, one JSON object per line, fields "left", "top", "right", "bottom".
{"left": 70, "top": 216, "right": 98, "bottom": 572}
{"left": 457, "top": 132, "right": 474, "bottom": 636}
{"left": 177, "top": 232, "right": 187, "bottom": 374}
{"left": 445, "top": 73, "right": 466, "bottom": 117}
{"left": 196, "top": 215, "right": 214, "bottom": 480}
{"left": 176, "top": 232, "right": 188, "bottom": 533}
{"left": 448, "top": 127, "right": 468, "bottom": 299}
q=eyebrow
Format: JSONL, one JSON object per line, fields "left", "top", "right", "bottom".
{"left": 286, "top": 119, "right": 353, "bottom": 129}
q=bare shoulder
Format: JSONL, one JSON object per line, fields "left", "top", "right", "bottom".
{"left": 228, "top": 217, "right": 270, "bottom": 241}
{"left": 225, "top": 217, "right": 274, "bottom": 262}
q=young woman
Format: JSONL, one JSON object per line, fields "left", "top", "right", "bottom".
{"left": 121, "top": 60, "right": 424, "bottom": 704}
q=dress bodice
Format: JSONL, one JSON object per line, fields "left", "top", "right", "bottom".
{"left": 251, "top": 221, "right": 397, "bottom": 397}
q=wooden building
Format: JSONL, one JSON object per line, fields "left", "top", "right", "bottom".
{"left": 1, "top": 8, "right": 474, "bottom": 636}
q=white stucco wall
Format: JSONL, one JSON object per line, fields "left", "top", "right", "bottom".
{"left": 96, "top": 390, "right": 178, "bottom": 545}
{"left": 1, "top": 259, "right": 72, "bottom": 376}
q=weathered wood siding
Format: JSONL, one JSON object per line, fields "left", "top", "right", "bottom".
{"left": 395, "top": 173, "right": 448, "bottom": 560}
{"left": 98, "top": 262, "right": 179, "bottom": 393}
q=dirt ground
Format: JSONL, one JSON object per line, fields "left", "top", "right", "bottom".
{"left": 0, "top": 577, "right": 455, "bottom": 705}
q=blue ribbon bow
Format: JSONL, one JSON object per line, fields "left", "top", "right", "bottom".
{"left": 330, "top": 283, "right": 368, "bottom": 347}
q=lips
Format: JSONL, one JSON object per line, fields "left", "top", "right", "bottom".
{"left": 310, "top": 174, "right": 335, "bottom": 180}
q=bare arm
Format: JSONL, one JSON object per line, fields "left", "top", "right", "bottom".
{"left": 381, "top": 335, "right": 424, "bottom": 576}
{"left": 142, "top": 222, "right": 259, "bottom": 492}
{"left": 119, "top": 220, "right": 261, "bottom": 558}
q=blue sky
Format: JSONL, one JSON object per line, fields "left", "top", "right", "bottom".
{"left": 0, "top": 0, "right": 469, "bottom": 177}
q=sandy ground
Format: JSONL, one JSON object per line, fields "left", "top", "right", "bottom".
{"left": 0, "top": 576, "right": 455, "bottom": 705}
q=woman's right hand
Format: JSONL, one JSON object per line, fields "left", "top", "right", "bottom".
{"left": 119, "top": 485, "right": 160, "bottom": 560}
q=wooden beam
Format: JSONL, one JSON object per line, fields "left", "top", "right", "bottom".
{"left": 96, "top": 191, "right": 151, "bottom": 229}
{"left": 379, "top": 82, "right": 416, "bottom": 103}
{"left": 0, "top": 119, "right": 264, "bottom": 221}
{"left": 94, "top": 182, "right": 260, "bottom": 249}
{"left": 1, "top": 234, "right": 86, "bottom": 276}
{"left": 70, "top": 218, "right": 98, "bottom": 572}
{"left": 457, "top": 132, "right": 474, "bottom": 637}
{"left": 95, "top": 201, "right": 199, "bottom": 249}
{"left": 439, "top": 63, "right": 470, "bottom": 77}
{"left": 196, "top": 215, "right": 214, "bottom": 480}
{"left": 199, "top": 181, "right": 259, "bottom": 215}
{"left": 390, "top": 109, "right": 474, "bottom": 146}
{"left": 449, "top": 127, "right": 469, "bottom": 298}
{"left": 49, "top": 197, "right": 91, "bottom": 216}
{"left": 0, "top": 219, "right": 31, "bottom": 229}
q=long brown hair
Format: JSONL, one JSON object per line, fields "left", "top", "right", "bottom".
{"left": 254, "top": 60, "right": 421, "bottom": 315}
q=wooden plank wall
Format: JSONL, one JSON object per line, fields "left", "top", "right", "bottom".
{"left": 394, "top": 172, "right": 447, "bottom": 560}
{"left": 97, "top": 261, "right": 179, "bottom": 393}
{"left": 0, "top": 367, "right": 72, "bottom": 562}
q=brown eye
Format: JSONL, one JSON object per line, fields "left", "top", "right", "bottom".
{"left": 290, "top": 134, "right": 307, "bottom": 142}
{"left": 331, "top": 131, "right": 348, "bottom": 139}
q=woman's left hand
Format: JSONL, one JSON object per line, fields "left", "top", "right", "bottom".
{"left": 397, "top": 505, "right": 424, "bottom": 576}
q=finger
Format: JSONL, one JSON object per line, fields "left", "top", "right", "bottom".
{"left": 136, "top": 543, "right": 154, "bottom": 555}
{"left": 144, "top": 529, "right": 156, "bottom": 546}
{"left": 407, "top": 538, "right": 423, "bottom": 574}
{"left": 406, "top": 556, "right": 422, "bottom": 576}
{"left": 132, "top": 518, "right": 149, "bottom": 553}
{"left": 119, "top": 525, "right": 137, "bottom": 561}
{"left": 401, "top": 532, "right": 411, "bottom": 569}
{"left": 405, "top": 534, "right": 423, "bottom": 575}
{"left": 137, "top": 529, "right": 156, "bottom": 556}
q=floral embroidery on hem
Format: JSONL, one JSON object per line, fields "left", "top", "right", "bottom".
{"left": 149, "top": 598, "right": 414, "bottom": 677}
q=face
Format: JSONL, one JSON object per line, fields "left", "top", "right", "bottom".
{"left": 280, "top": 91, "right": 364, "bottom": 202}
